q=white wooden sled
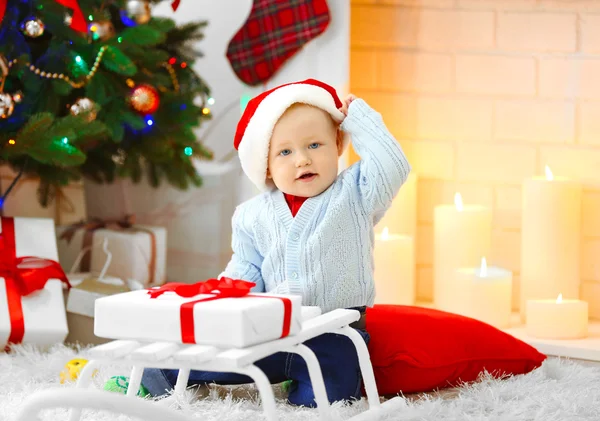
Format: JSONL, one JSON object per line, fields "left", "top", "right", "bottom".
{"left": 15, "top": 309, "right": 404, "bottom": 421}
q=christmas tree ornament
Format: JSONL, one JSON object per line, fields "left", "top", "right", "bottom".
{"left": 0, "top": 93, "right": 14, "bottom": 119}
{"left": 89, "top": 20, "right": 115, "bottom": 42}
{"left": 70, "top": 97, "right": 97, "bottom": 121}
{"left": 129, "top": 83, "right": 160, "bottom": 114}
{"left": 64, "top": 13, "right": 72, "bottom": 26}
{"left": 125, "top": 0, "right": 152, "bottom": 25}
{"left": 21, "top": 17, "right": 45, "bottom": 38}
{"left": 226, "top": 0, "right": 330, "bottom": 86}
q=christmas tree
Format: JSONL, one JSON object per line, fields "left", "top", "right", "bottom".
{"left": 0, "top": 0, "right": 212, "bottom": 206}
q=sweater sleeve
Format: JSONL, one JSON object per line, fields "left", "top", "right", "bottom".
{"left": 218, "top": 205, "right": 265, "bottom": 293}
{"left": 340, "top": 98, "right": 411, "bottom": 217}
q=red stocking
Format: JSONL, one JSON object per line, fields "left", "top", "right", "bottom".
{"left": 226, "top": 0, "right": 331, "bottom": 86}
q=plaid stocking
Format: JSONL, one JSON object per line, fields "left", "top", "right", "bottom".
{"left": 226, "top": 0, "right": 331, "bottom": 86}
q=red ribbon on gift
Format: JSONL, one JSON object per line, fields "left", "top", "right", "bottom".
{"left": 148, "top": 277, "right": 292, "bottom": 344}
{"left": 0, "top": 0, "right": 87, "bottom": 33}
{"left": 0, "top": 217, "right": 71, "bottom": 351}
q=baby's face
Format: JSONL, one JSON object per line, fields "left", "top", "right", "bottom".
{"left": 267, "top": 104, "right": 342, "bottom": 198}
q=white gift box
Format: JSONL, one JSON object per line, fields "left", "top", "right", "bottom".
{"left": 94, "top": 289, "right": 302, "bottom": 348}
{"left": 56, "top": 224, "right": 167, "bottom": 287}
{"left": 84, "top": 161, "right": 241, "bottom": 283}
{"left": 0, "top": 217, "right": 69, "bottom": 349}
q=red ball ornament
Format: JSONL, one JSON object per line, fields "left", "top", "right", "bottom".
{"left": 129, "top": 84, "right": 160, "bottom": 114}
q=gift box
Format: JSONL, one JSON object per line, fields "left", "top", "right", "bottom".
{"left": 84, "top": 161, "right": 241, "bottom": 283}
{"left": 63, "top": 275, "right": 133, "bottom": 346}
{"left": 94, "top": 279, "right": 302, "bottom": 348}
{"left": 0, "top": 217, "right": 70, "bottom": 349}
{"left": 0, "top": 166, "right": 87, "bottom": 225}
{"left": 56, "top": 217, "right": 167, "bottom": 288}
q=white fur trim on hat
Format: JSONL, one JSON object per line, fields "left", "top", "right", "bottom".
{"left": 238, "top": 83, "right": 349, "bottom": 192}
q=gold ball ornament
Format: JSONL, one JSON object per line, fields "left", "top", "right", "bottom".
{"left": 126, "top": 0, "right": 152, "bottom": 24}
{"left": 129, "top": 84, "right": 160, "bottom": 114}
{"left": 89, "top": 20, "right": 115, "bottom": 42}
{"left": 21, "top": 17, "right": 45, "bottom": 38}
{"left": 59, "top": 358, "right": 98, "bottom": 384}
{"left": 70, "top": 97, "right": 97, "bottom": 121}
{"left": 0, "top": 93, "right": 14, "bottom": 119}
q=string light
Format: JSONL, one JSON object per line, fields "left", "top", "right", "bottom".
{"left": 62, "top": 137, "right": 69, "bottom": 144}
{"left": 146, "top": 117, "right": 154, "bottom": 126}
{"left": 117, "top": 37, "right": 123, "bottom": 43}
{"left": 184, "top": 147, "right": 193, "bottom": 156}
{"left": 202, "top": 107, "right": 210, "bottom": 115}
{"left": 8, "top": 139, "right": 15, "bottom": 145}
{"left": 180, "top": 62, "right": 187, "bottom": 69}
{"left": 207, "top": 97, "right": 215, "bottom": 105}
{"left": 168, "top": 57, "right": 177, "bottom": 65}
{"left": 126, "top": 78, "right": 135, "bottom": 88}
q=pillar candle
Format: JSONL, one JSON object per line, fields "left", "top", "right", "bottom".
{"left": 520, "top": 166, "right": 582, "bottom": 321}
{"left": 374, "top": 227, "right": 415, "bottom": 305}
{"left": 526, "top": 294, "right": 588, "bottom": 339}
{"left": 375, "top": 172, "right": 418, "bottom": 238}
{"left": 444, "top": 258, "right": 513, "bottom": 328}
{"left": 434, "top": 193, "right": 492, "bottom": 311}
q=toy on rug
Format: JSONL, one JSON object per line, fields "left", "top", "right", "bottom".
{"left": 103, "top": 375, "right": 150, "bottom": 397}
{"left": 60, "top": 359, "right": 98, "bottom": 384}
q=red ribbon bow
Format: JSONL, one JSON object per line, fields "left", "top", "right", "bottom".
{"left": 148, "top": 278, "right": 292, "bottom": 345}
{"left": 171, "top": 0, "right": 181, "bottom": 11}
{"left": 147, "top": 277, "right": 255, "bottom": 299}
{"left": 0, "top": 217, "right": 71, "bottom": 350}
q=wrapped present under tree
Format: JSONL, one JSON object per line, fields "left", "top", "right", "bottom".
{"left": 0, "top": 216, "right": 71, "bottom": 351}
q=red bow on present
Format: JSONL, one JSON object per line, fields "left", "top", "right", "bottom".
{"left": 0, "top": 0, "right": 87, "bottom": 33}
{"left": 147, "top": 277, "right": 255, "bottom": 299}
{"left": 147, "top": 277, "right": 292, "bottom": 345}
{"left": 0, "top": 217, "right": 71, "bottom": 350}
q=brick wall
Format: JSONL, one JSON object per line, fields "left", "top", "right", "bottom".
{"left": 350, "top": 0, "right": 600, "bottom": 318}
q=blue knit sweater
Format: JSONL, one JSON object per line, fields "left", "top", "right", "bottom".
{"left": 220, "top": 99, "right": 411, "bottom": 312}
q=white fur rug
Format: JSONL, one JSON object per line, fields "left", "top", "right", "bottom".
{"left": 2, "top": 344, "right": 600, "bottom": 421}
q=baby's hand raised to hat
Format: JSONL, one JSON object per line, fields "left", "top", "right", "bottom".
{"left": 339, "top": 94, "right": 357, "bottom": 117}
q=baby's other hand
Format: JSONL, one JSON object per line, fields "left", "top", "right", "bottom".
{"left": 339, "top": 94, "right": 357, "bottom": 116}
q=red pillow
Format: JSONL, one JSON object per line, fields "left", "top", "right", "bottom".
{"left": 366, "top": 305, "right": 546, "bottom": 395}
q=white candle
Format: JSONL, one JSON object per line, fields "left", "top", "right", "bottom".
{"left": 526, "top": 294, "right": 588, "bottom": 339}
{"left": 375, "top": 172, "right": 417, "bottom": 238}
{"left": 444, "top": 257, "right": 513, "bottom": 328}
{"left": 521, "top": 166, "right": 582, "bottom": 321}
{"left": 434, "top": 193, "right": 492, "bottom": 311}
{"left": 374, "top": 227, "right": 415, "bottom": 305}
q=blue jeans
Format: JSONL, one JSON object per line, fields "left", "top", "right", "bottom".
{"left": 141, "top": 329, "right": 370, "bottom": 407}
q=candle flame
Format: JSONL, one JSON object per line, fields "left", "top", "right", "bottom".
{"left": 556, "top": 293, "right": 563, "bottom": 304}
{"left": 480, "top": 257, "right": 487, "bottom": 277}
{"left": 545, "top": 165, "right": 554, "bottom": 181}
{"left": 382, "top": 227, "right": 389, "bottom": 241}
{"left": 454, "top": 192, "right": 464, "bottom": 212}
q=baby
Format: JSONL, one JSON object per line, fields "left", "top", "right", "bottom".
{"left": 141, "top": 79, "right": 411, "bottom": 406}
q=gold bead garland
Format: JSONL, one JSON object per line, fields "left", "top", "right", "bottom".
{"left": 7, "top": 46, "right": 108, "bottom": 88}
{"left": 161, "top": 62, "right": 180, "bottom": 92}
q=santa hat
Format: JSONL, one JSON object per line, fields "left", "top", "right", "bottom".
{"left": 234, "top": 79, "right": 350, "bottom": 192}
